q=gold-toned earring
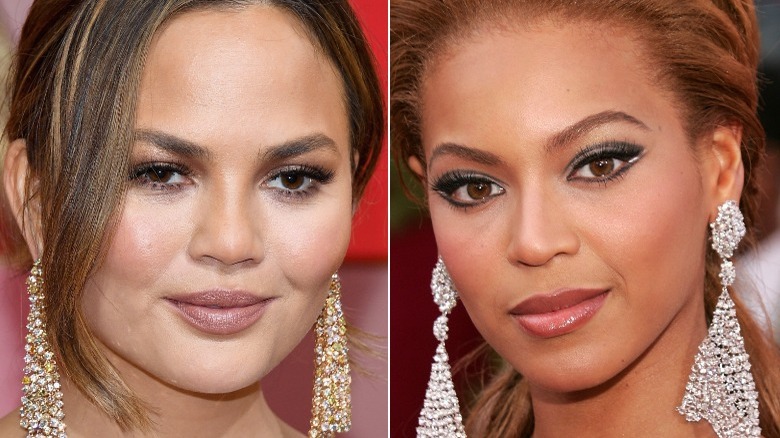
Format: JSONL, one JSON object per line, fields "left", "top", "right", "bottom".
{"left": 309, "top": 273, "right": 351, "bottom": 437}
{"left": 20, "top": 259, "right": 67, "bottom": 437}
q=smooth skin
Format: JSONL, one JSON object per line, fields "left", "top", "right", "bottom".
{"left": 411, "top": 21, "right": 743, "bottom": 437}
{"left": 1, "top": 5, "right": 352, "bottom": 437}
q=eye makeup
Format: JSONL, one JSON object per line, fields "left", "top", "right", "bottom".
{"left": 130, "top": 161, "right": 193, "bottom": 192}
{"left": 430, "top": 170, "right": 506, "bottom": 209}
{"left": 428, "top": 140, "right": 645, "bottom": 210}
{"left": 264, "top": 164, "right": 335, "bottom": 200}
{"left": 567, "top": 141, "right": 645, "bottom": 184}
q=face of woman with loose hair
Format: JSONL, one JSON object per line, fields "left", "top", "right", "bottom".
{"left": 3, "top": 4, "right": 352, "bottom": 432}
{"left": 84, "top": 5, "right": 351, "bottom": 392}
{"left": 415, "top": 18, "right": 743, "bottom": 405}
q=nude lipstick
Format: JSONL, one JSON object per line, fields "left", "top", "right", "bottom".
{"left": 510, "top": 288, "right": 608, "bottom": 338}
{"left": 166, "top": 291, "right": 273, "bottom": 336}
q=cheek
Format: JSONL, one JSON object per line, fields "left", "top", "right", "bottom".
{"left": 589, "top": 155, "right": 708, "bottom": 293}
{"left": 97, "top": 200, "right": 188, "bottom": 287}
{"left": 80, "top": 198, "right": 190, "bottom": 349}
{"left": 429, "top": 199, "right": 512, "bottom": 301}
{"left": 265, "top": 190, "right": 354, "bottom": 288}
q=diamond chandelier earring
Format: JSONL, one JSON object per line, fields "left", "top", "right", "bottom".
{"left": 417, "top": 257, "right": 466, "bottom": 438}
{"left": 20, "top": 259, "right": 67, "bottom": 438}
{"left": 677, "top": 200, "right": 761, "bottom": 437}
{"left": 309, "top": 273, "right": 351, "bottom": 438}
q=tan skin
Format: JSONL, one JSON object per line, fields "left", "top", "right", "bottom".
{"left": 411, "top": 21, "right": 743, "bottom": 437}
{"left": 0, "top": 5, "right": 353, "bottom": 437}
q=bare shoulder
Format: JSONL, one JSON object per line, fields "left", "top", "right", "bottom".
{"left": 0, "top": 408, "right": 24, "bottom": 438}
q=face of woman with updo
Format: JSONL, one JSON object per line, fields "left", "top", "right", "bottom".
{"left": 80, "top": 5, "right": 353, "bottom": 394}
{"left": 415, "top": 18, "right": 743, "bottom": 394}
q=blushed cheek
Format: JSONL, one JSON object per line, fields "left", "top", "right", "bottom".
{"left": 430, "top": 202, "right": 505, "bottom": 287}
{"left": 80, "top": 198, "right": 187, "bottom": 352}
{"left": 267, "top": 196, "right": 353, "bottom": 291}
{"left": 98, "top": 199, "right": 189, "bottom": 289}
{"left": 582, "top": 160, "right": 708, "bottom": 352}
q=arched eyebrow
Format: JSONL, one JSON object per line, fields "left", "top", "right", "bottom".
{"left": 428, "top": 143, "right": 504, "bottom": 171}
{"left": 133, "top": 130, "right": 339, "bottom": 162}
{"left": 545, "top": 110, "right": 650, "bottom": 152}
{"left": 135, "top": 129, "right": 213, "bottom": 160}
{"left": 427, "top": 110, "right": 650, "bottom": 170}
{"left": 260, "top": 133, "right": 339, "bottom": 162}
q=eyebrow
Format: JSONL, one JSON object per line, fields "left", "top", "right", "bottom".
{"left": 261, "top": 133, "right": 339, "bottom": 162}
{"left": 135, "top": 129, "right": 213, "bottom": 160}
{"left": 134, "top": 130, "right": 339, "bottom": 162}
{"left": 426, "top": 111, "right": 649, "bottom": 170}
{"left": 428, "top": 142, "right": 504, "bottom": 170}
{"left": 546, "top": 110, "right": 650, "bottom": 152}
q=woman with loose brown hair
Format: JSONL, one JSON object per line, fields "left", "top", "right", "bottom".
{"left": 0, "top": 0, "right": 383, "bottom": 436}
{"left": 391, "top": 0, "right": 780, "bottom": 436}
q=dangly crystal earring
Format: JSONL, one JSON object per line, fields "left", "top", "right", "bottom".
{"left": 417, "top": 257, "right": 466, "bottom": 438}
{"left": 20, "top": 259, "right": 67, "bottom": 438}
{"left": 677, "top": 200, "right": 761, "bottom": 437}
{"left": 309, "top": 273, "right": 351, "bottom": 437}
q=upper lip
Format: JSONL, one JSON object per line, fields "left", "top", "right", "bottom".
{"left": 165, "top": 290, "right": 271, "bottom": 308}
{"left": 510, "top": 288, "right": 609, "bottom": 315}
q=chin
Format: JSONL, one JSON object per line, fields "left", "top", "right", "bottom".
{"left": 524, "top": 367, "right": 616, "bottom": 395}
{"left": 505, "top": 344, "right": 631, "bottom": 396}
{"left": 160, "top": 362, "right": 267, "bottom": 395}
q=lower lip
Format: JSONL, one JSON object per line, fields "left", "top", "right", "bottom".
{"left": 512, "top": 292, "right": 608, "bottom": 339}
{"left": 167, "top": 299, "right": 272, "bottom": 336}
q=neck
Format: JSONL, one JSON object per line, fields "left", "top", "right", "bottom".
{"left": 529, "top": 295, "right": 716, "bottom": 438}
{"left": 59, "top": 364, "right": 294, "bottom": 437}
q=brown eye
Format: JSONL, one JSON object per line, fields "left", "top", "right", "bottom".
{"left": 281, "top": 173, "right": 305, "bottom": 190}
{"left": 466, "top": 182, "right": 492, "bottom": 200}
{"left": 131, "top": 163, "right": 188, "bottom": 189}
{"left": 149, "top": 167, "right": 175, "bottom": 183}
{"left": 441, "top": 177, "right": 505, "bottom": 206}
{"left": 588, "top": 159, "right": 615, "bottom": 177}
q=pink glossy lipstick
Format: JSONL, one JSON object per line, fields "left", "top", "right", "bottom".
{"left": 510, "top": 288, "right": 608, "bottom": 338}
{"left": 166, "top": 290, "right": 273, "bottom": 336}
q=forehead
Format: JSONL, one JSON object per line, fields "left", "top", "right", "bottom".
{"left": 420, "top": 20, "right": 679, "bottom": 151}
{"left": 135, "top": 5, "right": 348, "bottom": 152}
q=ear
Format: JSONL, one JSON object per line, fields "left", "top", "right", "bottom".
{"left": 3, "top": 138, "right": 43, "bottom": 259}
{"left": 407, "top": 155, "right": 426, "bottom": 180}
{"left": 351, "top": 149, "right": 360, "bottom": 215}
{"left": 701, "top": 125, "right": 744, "bottom": 221}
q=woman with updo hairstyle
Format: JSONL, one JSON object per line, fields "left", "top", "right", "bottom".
{"left": 391, "top": 0, "right": 780, "bottom": 436}
{"left": 0, "top": 0, "right": 384, "bottom": 436}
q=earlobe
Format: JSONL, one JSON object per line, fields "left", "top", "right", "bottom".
{"left": 703, "top": 125, "right": 745, "bottom": 221}
{"left": 3, "top": 138, "right": 43, "bottom": 259}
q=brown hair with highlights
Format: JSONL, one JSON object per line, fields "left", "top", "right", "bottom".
{"left": 1, "top": 0, "right": 382, "bottom": 430}
{"left": 391, "top": 0, "right": 780, "bottom": 436}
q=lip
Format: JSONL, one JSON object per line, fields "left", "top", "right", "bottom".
{"left": 165, "top": 290, "right": 274, "bottom": 336}
{"left": 510, "top": 288, "right": 609, "bottom": 338}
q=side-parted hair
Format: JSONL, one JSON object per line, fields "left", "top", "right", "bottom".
{"left": 1, "top": 0, "right": 383, "bottom": 430}
{"left": 390, "top": 0, "right": 780, "bottom": 436}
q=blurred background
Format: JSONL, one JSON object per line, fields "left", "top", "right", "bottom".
{"left": 389, "top": 2, "right": 780, "bottom": 436}
{"left": 0, "top": 1, "right": 388, "bottom": 437}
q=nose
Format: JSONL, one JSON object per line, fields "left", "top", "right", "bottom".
{"left": 188, "top": 187, "right": 264, "bottom": 268}
{"left": 506, "top": 187, "right": 579, "bottom": 267}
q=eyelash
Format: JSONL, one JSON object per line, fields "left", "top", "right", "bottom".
{"left": 567, "top": 141, "right": 644, "bottom": 184}
{"left": 130, "top": 162, "right": 192, "bottom": 191}
{"left": 431, "top": 171, "right": 505, "bottom": 209}
{"left": 265, "top": 164, "right": 335, "bottom": 199}
{"left": 129, "top": 162, "right": 335, "bottom": 199}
